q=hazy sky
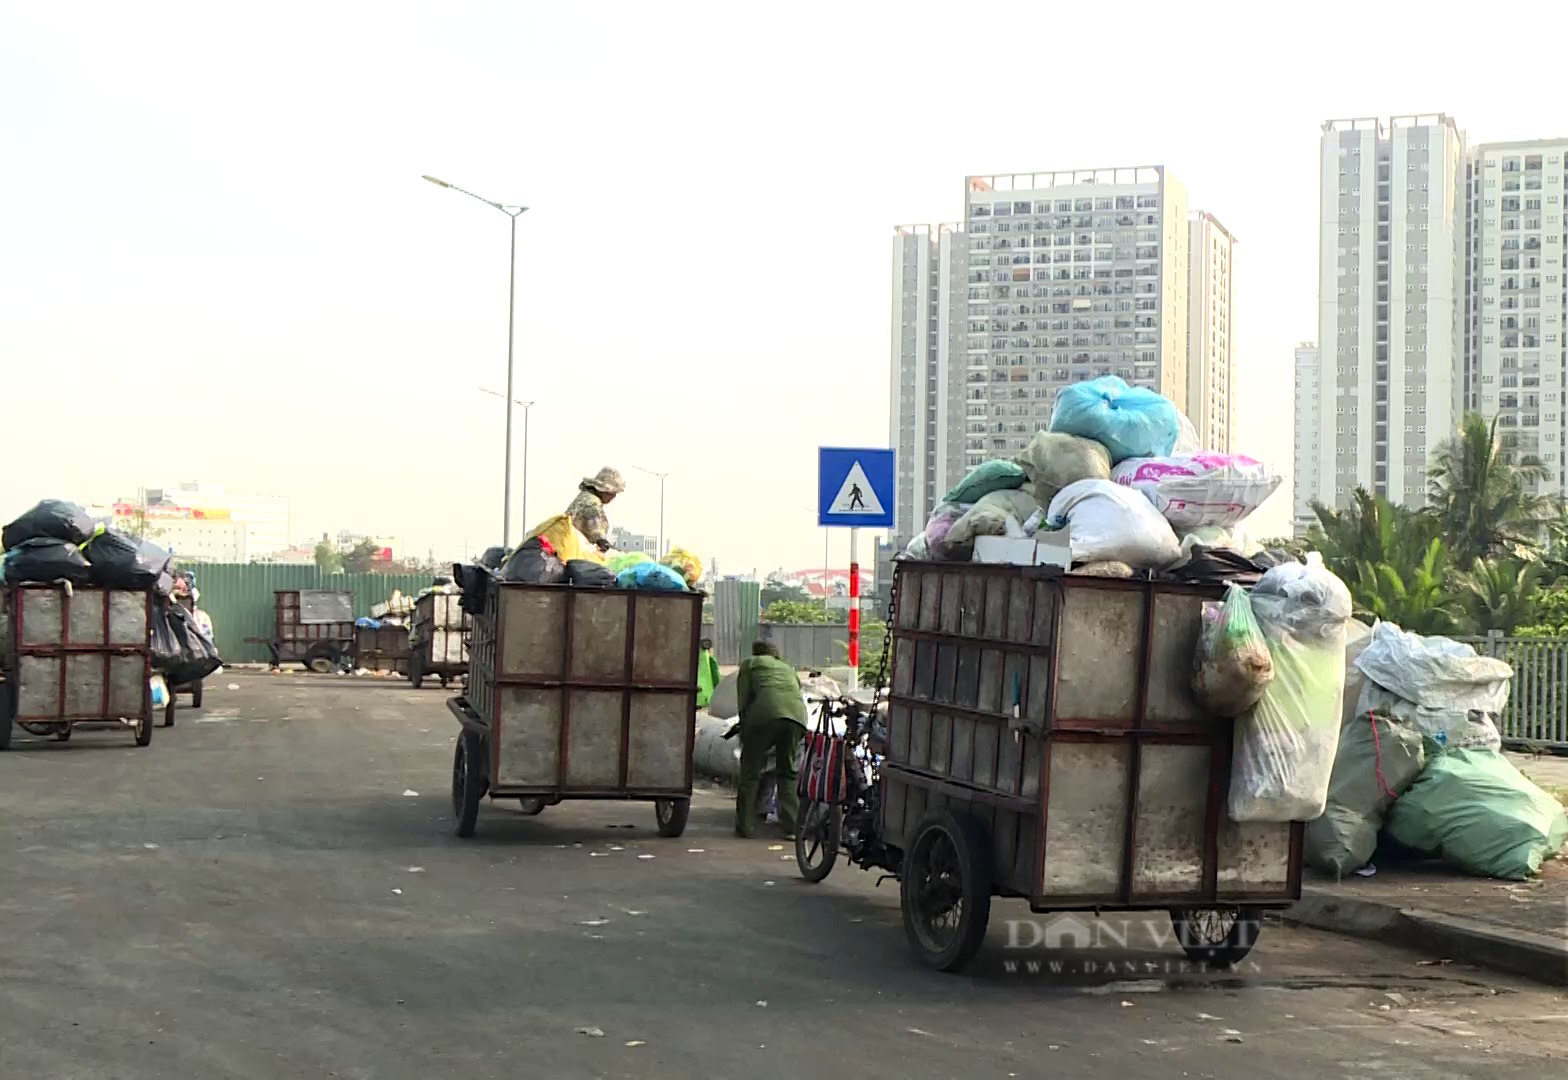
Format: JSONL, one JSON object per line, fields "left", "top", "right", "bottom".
{"left": 4, "top": 2, "right": 1565, "bottom": 572}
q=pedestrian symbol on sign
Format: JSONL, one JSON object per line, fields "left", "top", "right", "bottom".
{"left": 828, "top": 462, "right": 884, "bottom": 516}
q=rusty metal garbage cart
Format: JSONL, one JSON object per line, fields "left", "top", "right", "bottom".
{"left": 794, "top": 561, "right": 1303, "bottom": 973}
{"left": 408, "top": 591, "right": 467, "bottom": 689}
{"left": 246, "top": 589, "right": 356, "bottom": 672}
{"left": 0, "top": 584, "right": 155, "bottom": 749}
{"left": 446, "top": 577, "right": 703, "bottom": 838}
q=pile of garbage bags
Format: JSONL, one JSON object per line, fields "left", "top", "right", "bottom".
{"left": 472, "top": 517, "right": 705, "bottom": 596}
{"left": 3, "top": 500, "right": 175, "bottom": 596}
{"left": 1304, "top": 622, "right": 1567, "bottom": 880}
{"left": 150, "top": 602, "right": 223, "bottom": 687}
{"left": 905, "top": 377, "right": 1282, "bottom": 574}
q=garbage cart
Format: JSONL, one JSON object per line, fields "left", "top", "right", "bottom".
{"left": 408, "top": 591, "right": 467, "bottom": 689}
{"left": 447, "top": 576, "right": 703, "bottom": 838}
{"left": 792, "top": 561, "right": 1304, "bottom": 973}
{"left": 0, "top": 584, "right": 155, "bottom": 748}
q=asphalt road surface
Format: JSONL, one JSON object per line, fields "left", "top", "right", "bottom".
{"left": 2, "top": 673, "right": 1564, "bottom": 1079}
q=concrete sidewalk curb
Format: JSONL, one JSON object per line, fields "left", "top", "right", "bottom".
{"left": 1281, "top": 886, "right": 1568, "bottom": 986}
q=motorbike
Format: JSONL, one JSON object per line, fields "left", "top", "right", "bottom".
{"left": 794, "top": 695, "right": 899, "bottom": 883}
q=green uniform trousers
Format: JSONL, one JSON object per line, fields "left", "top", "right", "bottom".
{"left": 735, "top": 715, "right": 805, "bottom": 837}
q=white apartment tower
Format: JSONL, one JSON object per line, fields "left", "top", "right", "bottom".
{"left": 1187, "top": 211, "right": 1238, "bottom": 451}
{"left": 1293, "top": 342, "right": 1322, "bottom": 536}
{"left": 1462, "top": 139, "right": 1568, "bottom": 495}
{"left": 889, "top": 223, "right": 967, "bottom": 541}
{"left": 1315, "top": 115, "right": 1465, "bottom": 511}
{"left": 961, "top": 167, "right": 1189, "bottom": 465}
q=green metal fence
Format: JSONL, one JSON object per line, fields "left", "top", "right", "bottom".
{"left": 188, "top": 564, "right": 438, "bottom": 663}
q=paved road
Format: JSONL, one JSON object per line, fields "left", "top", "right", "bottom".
{"left": 2, "top": 673, "right": 1565, "bottom": 1079}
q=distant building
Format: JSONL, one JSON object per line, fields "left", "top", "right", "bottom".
{"left": 1463, "top": 137, "right": 1568, "bottom": 498}
{"left": 125, "top": 481, "right": 290, "bottom": 557}
{"left": 961, "top": 166, "right": 1191, "bottom": 461}
{"left": 1315, "top": 115, "right": 1465, "bottom": 511}
{"left": 890, "top": 222, "right": 968, "bottom": 543}
{"left": 1186, "top": 211, "right": 1238, "bottom": 452}
{"left": 149, "top": 518, "right": 249, "bottom": 563}
{"left": 609, "top": 527, "right": 658, "bottom": 555}
{"left": 1293, "top": 342, "right": 1322, "bottom": 537}
{"left": 336, "top": 531, "right": 402, "bottom": 562}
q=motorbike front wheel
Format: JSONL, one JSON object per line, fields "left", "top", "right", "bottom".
{"left": 795, "top": 800, "right": 841, "bottom": 883}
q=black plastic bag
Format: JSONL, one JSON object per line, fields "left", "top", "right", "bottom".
{"left": 3, "top": 538, "right": 92, "bottom": 585}
{"left": 454, "top": 562, "right": 495, "bottom": 615}
{"left": 499, "top": 537, "right": 564, "bottom": 584}
{"left": 3, "top": 499, "right": 95, "bottom": 550}
{"left": 478, "top": 546, "right": 510, "bottom": 570}
{"left": 163, "top": 604, "right": 223, "bottom": 685}
{"left": 82, "top": 529, "right": 175, "bottom": 596}
{"left": 150, "top": 605, "right": 182, "bottom": 673}
{"left": 563, "top": 559, "right": 617, "bottom": 588}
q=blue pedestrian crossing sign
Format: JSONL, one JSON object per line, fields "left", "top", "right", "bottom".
{"left": 818, "top": 447, "right": 895, "bottom": 528}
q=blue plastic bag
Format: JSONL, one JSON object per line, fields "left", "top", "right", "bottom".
{"left": 1049, "top": 376, "right": 1180, "bottom": 464}
{"left": 616, "top": 562, "right": 688, "bottom": 591}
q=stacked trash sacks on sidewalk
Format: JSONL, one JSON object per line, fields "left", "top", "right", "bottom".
{"left": 1305, "top": 621, "right": 1568, "bottom": 881}
{"left": 452, "top": 518, "right": 705, "bottom": 613}
{"left": 2, "top": 498, "right": 224, "bottom": 698}
{"left": 904, "top": 376, "right": 1285, "bottom": 581}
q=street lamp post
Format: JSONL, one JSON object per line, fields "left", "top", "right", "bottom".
{"left": 479, "top": 389, "right": 534, "bottom": 534}
{"left": 629, "top": 465, "right": 668, "bottom": 558}
{"left": 424, "top": 175, "right": 529, "bottom": 547}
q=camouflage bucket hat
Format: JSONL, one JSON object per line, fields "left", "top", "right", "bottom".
{"left": 581, "top": 467, "right": 625, "bottom": 497}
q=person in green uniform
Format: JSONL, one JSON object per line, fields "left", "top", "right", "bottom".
{"left": 696, "top": 638, "right": 721, "bottom": 710}
{"left": 734, "top": 639, "right": 808, "bottom": 839}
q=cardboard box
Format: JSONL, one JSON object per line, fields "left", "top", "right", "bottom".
{"left": 973, "top": 529, "right": 1071, "bottom": 569}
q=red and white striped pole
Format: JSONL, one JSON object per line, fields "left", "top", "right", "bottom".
{"left": 847, "top": 527, "right": 860, "bottom": 691}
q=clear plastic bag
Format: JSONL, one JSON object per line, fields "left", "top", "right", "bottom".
{"left": 1228, "top": 556, "right": 1352, "bottom": 823}
{"left": 1192, "top": 584, "right": 1275, "bottom": 717}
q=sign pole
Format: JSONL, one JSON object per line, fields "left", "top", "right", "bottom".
{"left": 848, "top": 526, "right": 860, "bottom": 691}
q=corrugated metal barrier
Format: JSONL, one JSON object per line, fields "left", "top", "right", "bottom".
{"left": 711, "top": 580, "right": 760, "bottom": 666}
{"left": 701, "top": 621, "right": 849, "bottom": 670}
{"left": 190, "top": 564, "right": 437, "bottom": 663}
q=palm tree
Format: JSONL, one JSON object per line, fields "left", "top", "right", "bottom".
{"left": 1427, "top": 412, "right": 1555, "bottom": 566}
{"left": 1458, "top": 557, "right": 1544, "bottom": 635}
{"left": 1309, "top": 488, "right": 1437, "bottom": 585}
{"left": 1350, "top": 537, "right": 1463, "bottom": 636}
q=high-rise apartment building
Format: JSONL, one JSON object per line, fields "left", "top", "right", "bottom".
{"left": 889, "top": 223, "right": 967, "bottom": 541}
{"left": 1462, "top": 139, "right": 1568, "bottom": 495}
{"left": 959, "top": 167, "right": 1189, "bottom": 467}
{"left": 1292, "top": 342, "right": 1322, "bottom": 536}
{"left": 1186, "top": 212, "right": 1237, "bottom": 452}
{"left": 1313, "top": 115, "right": 1465, "bottom": 511}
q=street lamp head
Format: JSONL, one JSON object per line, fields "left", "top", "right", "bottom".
{"left": 422, "top": 175, "right": 453, "bottom": 188}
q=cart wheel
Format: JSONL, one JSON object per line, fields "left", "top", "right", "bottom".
{"left": 795, "top": 800, "right": 841, "bottom": 883}
{"left": 516, "top": 797, "right": 547, "bottom": 816}
{"left": 0, "top": 685, "right": 13, "bottom": 751}
{"left": 1169, "top": 907, "right": 1263, "bottom": 968}
{"left": 452, "top": 729, "right": 487, "bottom": 838}
{"left": 654, "top": 797, "right": 691, "bottom": 838}
{"left": 53, "top": 726, "right": 72, "bottom": 742}
{"left": 163, "top": 698, "right": 177, "bottom": 728}
{"left": 191, "top": 680, "right": 203, "bottom": 709}
{"left": 900, "top": 808, "right": 992, "bottom": 972}
{"left": 134, "top": 713, "right": 154, "bottom": 747}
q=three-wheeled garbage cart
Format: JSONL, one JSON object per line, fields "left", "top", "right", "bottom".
{"left": 447, "top": 576, "right": 703, "bottom": 837}
{"left": 0, "top": 584, "right": 155, "bottom": 749}
{"left": 248, "top": 589, "right": 356, "bottom": 672}
{"left": 408, "top": 591, "right": 467, "bottom": 689}
{"left": 795, "top": 561, "right": 1304, "bottom": 973}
